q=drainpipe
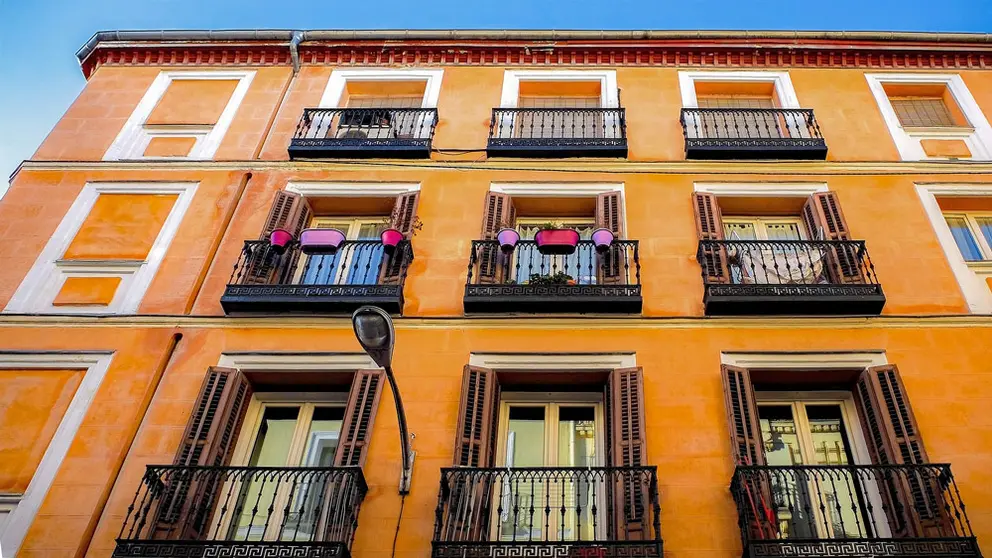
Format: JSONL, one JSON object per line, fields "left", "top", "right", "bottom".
{"left": 290, "top": 30, "right": 304, "bottom": 75}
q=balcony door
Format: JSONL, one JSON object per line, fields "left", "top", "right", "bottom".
{"left": 227, "top": 396, "right": 346, "bottom": 541}
{"left": 299, "top": 217, "right": 384, "bottom": 286}
{"left": 756, "top": 395, "right": 881, "bottom": 540}
{"left": 723, "top": 217, "right": 828, "bottom": 285}
{"left": 495, "top": 397, "right": 604, "bottom": 542}
{"left": 515, "top": 218, "right": 596, "bottom": 285}
{"left": 516, "top": 95, "right": 603, "bottom": 139}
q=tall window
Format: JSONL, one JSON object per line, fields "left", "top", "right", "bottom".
{"left": 943, "top": 213, "right": 992, "bottom": 261}
{"left": 890, "top": 98, "right": 959, "bottom": 128}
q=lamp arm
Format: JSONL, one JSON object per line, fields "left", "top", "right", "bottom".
{"left": 384, "top": 365, "right": 413, "bottom": 494}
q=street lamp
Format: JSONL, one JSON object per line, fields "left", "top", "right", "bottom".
{"left": 351, "top": 306, "right": 414, "bottom": 494}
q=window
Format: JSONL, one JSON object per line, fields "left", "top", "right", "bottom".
{"left": 722, "top": 216, "right": 827, "bottom": 285}
{"left": 723, "top": 217, "right": 806, "bottom": 241}
{"left": 943, "top": 212, "right": 992, "bottom": 261}
{"left": 514, "top": 217, "right": 597, "bottom": 284}
{"left": 297, "top": 217, "right": 386, "bottom": 285}
{"left": 890, "top": 98, "right": 959, "bottom": 128}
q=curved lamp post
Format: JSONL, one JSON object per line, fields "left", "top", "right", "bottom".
{"left": 351, "top": 306, "right": 414, "bottom": 494}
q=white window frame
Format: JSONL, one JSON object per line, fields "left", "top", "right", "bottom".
{"left": 722, "top": 216, "right": 807, "bottom": 241}
{"left": 104, "top": 70, "right": 255, "bottom": 161}
{"left": 499, "top": 70, "right": 619, "bottom": 108}
{"left": 319, "top": 69, "right": 445, "bottom": 109}
{"left": 866, "top": 73, "right": 992, "bottom": 161}
{"left": 678, "top": 71, "right": 801, "bottom": 109}
{"left": 916, "top": 184, "right": 992, "bottom": 313}
{"left": 942, "top": 211, "right": 992, "bottom": 260}
{"left": 0, "top": 352, "right": 113, "bottom": 556}
{"left": 4, "top": 182, "right": 198, "bottom": 314}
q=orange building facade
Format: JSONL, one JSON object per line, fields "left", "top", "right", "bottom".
{"left": 1, "top": 29, "right": 992, "bottom": 558}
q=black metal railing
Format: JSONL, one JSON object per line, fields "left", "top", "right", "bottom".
{"left": 730, "top": 465, "right": 978, "bottom": 557}
{"left": 432, "top": 467, "right": 661, "bottom": 554}
{"left": 113, "top": 466, "right": 367, "bottom": 557}
{"left": 289, "top": 108, "right": 438, "bottom": 158}
{"left": 680, "top": 108, "right": 827, "bottom": 159}
{"left": 220, "top": 239, "right": 414, "bottom": 314}
{"left": 488, "top": 108, "right": 627, "bottom": 157}
{"left": 464, "top": 240, "right": 641, "bottom": 313}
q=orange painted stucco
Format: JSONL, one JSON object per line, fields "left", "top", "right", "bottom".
{"left": 63, "top": 193, "right": 178, "bottom": 261}
{"left": 52, "top": 276, "right": 122, "bottom": 306}
{"left": 145, "top": 79, "right": 240, "bottom": 126}
{"left": 922, "top": 138, "right": 972, "bottom": 158}
{"left": 142, "top": 136, "right": 197, "bottom": 157}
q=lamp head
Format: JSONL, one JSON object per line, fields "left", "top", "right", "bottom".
{"left": 352, "top": 306, "right": 394, "bottom": 368}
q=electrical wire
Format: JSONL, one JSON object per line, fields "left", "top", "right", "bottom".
{"left": 391, "top": 493, "right": 407, "bottom": 558}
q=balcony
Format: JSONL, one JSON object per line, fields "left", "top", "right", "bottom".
{"left": 487, "top": 108, "right": 627, "bottom": 158}
{"left": 731, "top": 464, "right": 980, "bottom": 558}
{"left": 464, "top": 239, "right": 641, "bottom": 313}
{"left": 288, "top": 108, "right": 438, "bottom": 159}
{"left": 680, "top": 108, "right": 827, "bottom": 159}
{"left": 221, "top": 239, "right": 413, "bottom": 314}
{"left": 697, "top": 239, "right": 885, "bottom": 315}
{"left": 432, "top": 466, "right": 662, "bottom": 558}
{"left": 113, "top": 465, "right": 367, "bottom": 558}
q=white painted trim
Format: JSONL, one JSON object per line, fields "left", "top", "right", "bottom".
{"left": 0, "top": 352, "right": 114, "bottom": 556}
{"left": 721, "top": 351, "right": 888, "bottom": 369}
{"left": 915, "top": 183, "right": 992, "bottom": 313}
{"left": 469, "top": 353, "right": 636, "bottom": 370}
{"left": 318, "top": 69, "right": 445, "bottom": 109}
{"left": 693, "top": 182, "right": 828, "bottom": 197}
{"left": 4, "top": 182, "right": 198, "bottom": 314}
{"left": 217, "top": 352, "right": 376, "bottom": 371}
{"left": 490, "top": 182, "right": 623, "bottom": 197}
{"left": 498, "top": 70, "right": 619, "bottom": 108}
{"left": 104, "top": 70, "right": 255, "bottom": 161}
{"left": 285, "top": 182, "right": 420, "bottom": 198}
{"left": 677, "top": 71, "right": 801, "bottom": 109}
{"left": 865, "top": 73, "right": 992, "bottom": 161}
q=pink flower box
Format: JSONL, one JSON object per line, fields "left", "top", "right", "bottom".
{"left": 534, "top": 228, "right": 580, "bottom": 255}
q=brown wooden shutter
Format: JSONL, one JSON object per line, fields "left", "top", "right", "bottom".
{"left": 334, "top": 369, "right": 385, "bottom": 467}
{"left": 597, "top": 191, "right": 626, "bottom": 285}
{"left": 478, "top": 192, "right": 515, "bottom": 284}
{"left": 801, "top": 191, "right": 863, "bottom": 283}
{"left": 381, "top": 192, "right": 420, "bottom": 285}
{"left": 605, "top": 367, "right": 647, "bottom": 540}
{"left": 453, "top": 365, "right": 500, "bottom": 467}
{"left": 721, "top": 365, "right": 764, "bottom": 466}
{"left": 693, "top": 192, "right": 728, "bottom": 284}
{"left": 244, "top": 191, "right": 313, "bottom": 285}
{"left": 154, "top": 367, "right": 253, "bottom": 539}
{"left": 854, "top": 365, "right": 948, "bottom": 537}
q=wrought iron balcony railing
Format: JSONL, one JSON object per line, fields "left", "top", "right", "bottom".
{"left": 488, "top": 108, "right": 628, "bottom": 157}
{"left": 730, "top": 464, "right": 979, "bottom": 558}
{"left": 464, "top": 239, "right": 641, "bottom": 313}
{"left": 288, "top": 108, "right": 438, "bottom": 159}
{"left": 432, "top": 467, "right": 662, "bottom": 558}
{"left": 680, "top": 108, "right": 827, "bottom": 159}
{"left": 221, "top": 239, "right": 414, "bottom": 314}
{"left": 113, "top": 465, "right": 367, "bottom": 558}
{"left": 697, "top": 239, "right": 884, "bottom": 315}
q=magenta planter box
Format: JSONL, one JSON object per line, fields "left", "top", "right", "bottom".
{"left": 300, "top": 228, "right": 346, "bottom": 255}
{"left": 268, "top": 229, "right": 293, "bottom": 254}
{"left": 380, "top": 228, "right": 404, "bottom": 252}
{"left": 591, "top": 228, "right": 615, "bottom": 252}
{"left": 534, "top": 229, "right": 580, "bottom": 255}
{"left": 497, "top": 228, "right": 521, "bottom": 252}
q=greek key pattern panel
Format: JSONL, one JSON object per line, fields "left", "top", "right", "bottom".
{"left": 686, "top": 138, "right": 826, "bottom": 149}
{"left": 432, "top": 542, "right": 663, "bottom": 558}
{"left": 747, "top": 538, "right": 981, "bottom": 558}
{"left": 706, "top": 284, "right": 883, "bottom": 298}
{"left": 466, "top": 285, "right": 641, "bottom": 298}
{"left": 291, "top": 138, "right": 431, "bottom": 149}
{"left": 113, "top": 541, "right": 349, "bottom": 558}
{"left": 489, "top": 139, "right": 626, "bottom": 148}
{"left": 225, "top": 284, "right": 402, "bottom": 299}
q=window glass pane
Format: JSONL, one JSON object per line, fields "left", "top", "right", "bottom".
{"left": 556, "top": 407, "right": 597, "bottom": 541}
{"left": 557, "top": 406, "right": 597, "bottom": 467}
{"left": 974, "top": 217, "right": 992, "bottom": 254}
{"left": 505, "top": 407, "right": 546, "bottom": 467}
{"left": 234, "top": 407, "right": 300, "bottom": 540}
{"left": 890, "top": 98, "right": 956, "bottom": 127}
{"left": 944, "top": 216, "right": 984, "bottom": 261}
{"left": 758, "top": 405, "right": 815, "bottom": 539}
{"left": 764, "top": 222, "right": 803, "bottom": 241}
{"left": 501, "top": 407, "right": 547, "bottom": 541}
{"left": 804, "top": 404, "right": 863, "bottom": 539}
{"left": 724, "top": 222, "right": 757, "bottom": 240}
{"left": 283, "top": 406, "right": 346, "bottom": 541}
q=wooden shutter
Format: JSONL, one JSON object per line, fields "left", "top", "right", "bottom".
{"left": 801, "top": 191, "right": 863, "bottom": 283}
{"left": 244, "top": 191, "right": 313, "bottom": 285}
{"left": 693, "top": 192, "right": 728, "bottom": 284}
{"left": 153, "top": 367, "right": 253, "bottom": 539}
{"left": 721, "top": 365, "right": 764, "bottom": 466}
{"left": 606, "top": 367, "right": 647, "bottom": 540}
{"left": 381, "top": 192, "right": 420, "bottom": 285}
{"left": 477, "top": 193, "right": 515, "bottom": 284}
{"left": 854, "top": 365, "right": 948, "bottom": 537}
{"left": 453, "top": 365, "right": 500, "bottom": 467}
{"left": 597, "top": 191, "right": 626, "bottom": 285}
{"left": 334, "top": 369, "right": 385, "bottom": 467}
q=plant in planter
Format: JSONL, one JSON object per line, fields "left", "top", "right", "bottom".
{"left": 533, "top": 221, "right": 580, "bottom": 255}
{"left": 378, "top": 210, "right": 424, "bottom": 254}
{"left": 528, "top": 271, "right": 576, "bottom": 286}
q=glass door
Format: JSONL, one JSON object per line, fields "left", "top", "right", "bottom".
{"left": 299, "top": 217, "right": 385, "bottom": 286}
{"left": 496, "top": 401, "right": 602, "bottom": 542}
{"left": 723, "top": 217, "right": 826, "bottom": 285}
{"left": 515, "top": 219, "right": 597, "bottom": 285}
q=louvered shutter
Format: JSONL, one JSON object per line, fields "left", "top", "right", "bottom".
{"left": 477, "top": 192, "right": 515, "bottom": 284}
{"left": 381, "top": 192, "right": 420, "bottom": 285}
{"left": 801, "top": 191, "right": 863, "bottom": 283}
{"left": 597, "top": 191, "right": 626, "bottom": 285}
{"left": 854, "top": 365, "right": 948, "bottom": 537}
{"left": 243, "top": 191, "right": 313, "bottom": 285}
{"left": 453, "top": 365, "right": 500, "bottom": 467}
{"left": 721, "top": 365, "right": 764, "bottom": 466}
{"left": 334, "top": 369, "right": 385, "bottom": 467}
{"left": 153, "top": 367, "right": 253, "bottom": 539}
{"left": 606, "top": 367, "right": 647, "bottom": 540}
{"left": 693, "top": 192, "right": 728, "bottom": 284}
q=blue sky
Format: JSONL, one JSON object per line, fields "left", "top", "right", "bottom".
{"left": 1, "top": 0, "right": 990, "bottom": 185}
